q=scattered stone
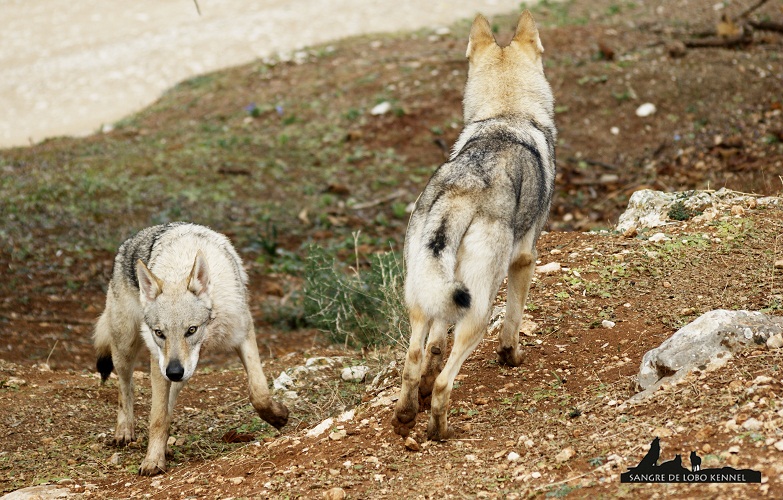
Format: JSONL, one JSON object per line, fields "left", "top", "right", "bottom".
{"left": 648, "top": 232, "right": 669, "bottom": 243}
{"left": 4, "top": 377, "right": 26, "bottom": 388}
{"left": 774, "top": 440, "right": 783, "bottom": 452}
{"left": 601, "top": 320, "right": 616, "bottom": 329}
{"left": 616, "top": 188, "right": 780, "bottom": 233}
{"left": 108, "top": 453, "right": 121, "bottom": 466}
{"left": 752, "top": 375, "right": 773, "bottom": 385}
{"left": 728, "top": 380, "right": 744, "bottom": 392}
{"left": 775, "top": 259, "right": 783, "bottom": 269}
{"left": 615, "top": 190, "right": 680, "bottom": 231}
{"left": 622, "top": 226, "right": 637, "bottom": 238}
{"left": 531, "top": 471, "right": 542, "bottom": 479}
{"left": 404, "top": 437, "right": 421, "bottom": 452}
{"left": 323, "top": 487, "right": 347, "bottom": 500}
{"left": 634, "top": 310, "right": 783, "bottom": 400}
{"left": 635, "top": 103, "right": 657, "bottom": 117}
{"left": 667, "top": 40, "right": 687, "bottom": 58}
{"left": 695, "top": 425, "right": 714, "bottom": 441}
{"left": 535, "top": 262, "right": 561, "bottom": 274}
{"left": 742, "top": 418, "right": 763, "bottom": 432}
{"left": 767, "top": 334, "right": 783, "bottom": 350}
{"left": 474, "top": 397, "right": 489, "bottom": 405}
{"left": 507, "top": 451, "right": 521, "bottom": 462}
{"left": 273, "top": 371, "right": 294, "bottom": 391}
{"left": 337, "top": 409, "right": 355, "bottom": 422}
{"left": 2, "top": 485, "right": 74, "bottom": 499}
{"left": 329, "top": 429, "right": 347, "bottom": 441}
{"left": 306, "top": 418, "right": 334, "bottom": 438}
{"left": 730, "top": 205, "right": 745, "bottom": 216}
{"left": 370, "top": 101, "right": 392, "bottom": 115}
{"left": 555, "top": 447, "right": 575, "bottom": 463}
{"left": 341, "top": 365, "right": 370, "bottom": 382}
{"left": 228, "top": 477, "right": 244, "bottom": 485}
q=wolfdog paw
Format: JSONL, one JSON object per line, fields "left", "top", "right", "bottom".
{"left": 496, "top": 345, "right": 524, "bottom": 367}
{"left": 113, "top": 429, "right": 136, "bottom": 447}
{"left": 138, "top": 456, "right": 166, "bottom": 476}
{"left": 426, "top": 419, "right": 454, "bottom": 442}
{"left": 390, "top": 412, "right": 417, "bottom": 438}
{"left": 257, "top": 400, "right": 289, "bottom": 430}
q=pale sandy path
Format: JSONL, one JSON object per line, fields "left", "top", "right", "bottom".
{"left": 0, "top": 0, "right": 516, "bottom": 148}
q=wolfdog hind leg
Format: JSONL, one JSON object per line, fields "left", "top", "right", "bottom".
{"left": 392, "top": 306, "right": 431, "bottom": 437}
{"left": 427, "top": 309, "right": 486, "bottom": 441}
{"left": 419, "top": 319, "right": 448, "bottom": 409}
{"left": 497, "top": 251, "right": 536, "bottom": 367}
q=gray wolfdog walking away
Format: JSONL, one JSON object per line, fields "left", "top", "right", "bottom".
{"left": 391, "top": 11, "right": 556, "bottom": 441}
{"left": 94, "top": 222, "right": 288, "bottom": 475}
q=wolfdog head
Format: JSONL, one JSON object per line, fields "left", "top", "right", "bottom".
{"left": 136, "top": 251, "right": 213, "bottom": 382}
{"left": 462, "top": 11, "right": 553, "bottom": 124}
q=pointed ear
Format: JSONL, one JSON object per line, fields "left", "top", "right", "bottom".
{"left": 512, "top": 10, "right": 544, "bottom": 55}
{"left": 187, "top": 250, "right": 210, "bottom": 298}
{"left": 466, "top": 14, "right": 495, "bottom": 58}
{"left": 137, "top": 260, "right": 163, "bottom": 303}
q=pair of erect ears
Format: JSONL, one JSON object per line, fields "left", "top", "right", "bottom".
{"left": 466, "top": 10, "right": 544, "bottom": 58}
{"left": 137, "top": 251, "right": 210, "bottom": 302}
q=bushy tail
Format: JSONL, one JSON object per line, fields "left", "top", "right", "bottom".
{"left": 93, "top": 312, "right": 114, "bottom": 383}
{"left": 405, "top": 205, "right": 474, "bottom": 323}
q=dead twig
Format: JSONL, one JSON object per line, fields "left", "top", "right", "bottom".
{"left": 0, "top": 314, "right": 93, "bottom": 325}
{"left": 45, "top": 340, "right": 58, "bottom": 366}
{"left": 683, "top": 32, "right": 753, "bottom": 48}
{"left": 350, "top": 189, "right": 408, "bottom": 210}
{"left": 737, "top": 0, "right": 769, "bottom": 20}
{"left": 749, "top": 20, "right": 783, "bottom": 33}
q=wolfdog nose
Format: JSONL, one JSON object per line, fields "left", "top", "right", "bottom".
{"left": 166, "top": 361, "right": 184, "bottom": 382}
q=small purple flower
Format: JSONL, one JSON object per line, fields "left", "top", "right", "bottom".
{"left": 275, "top": 105, "right": 284, "bottom": 116}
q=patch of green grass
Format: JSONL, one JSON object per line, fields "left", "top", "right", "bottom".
{"left": 546, "top": 484, "right": 580, "bottom": 498}
{"left": 303, "top": 242, "right": 407, "bottom": 348}
{"left": 668, "top": 200, "right": 700, "bottom": 221}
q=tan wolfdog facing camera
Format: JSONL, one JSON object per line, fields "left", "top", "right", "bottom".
{"left": 392, "top": 11, "right": 556, "bottom": 441}
{"left": 94, "top": 222, "right": 288, "bottom": 475}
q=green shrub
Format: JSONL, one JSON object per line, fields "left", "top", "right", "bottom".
{"left": 303, "top": 245, "right": 408, "bottom": 348}
{"left": 668, "top": 200, "right": 700, "bottom": 221}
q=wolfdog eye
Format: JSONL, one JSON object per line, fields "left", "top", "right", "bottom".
{"left": 185, "top": 326, "right": 197, "bottom": 336}
{"left": 153, "top": 329, "right": 165, "bottom": 339}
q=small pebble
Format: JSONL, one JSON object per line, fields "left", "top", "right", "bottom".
{"left": 324, "top": 487, "right": 346, "bottom": 500}
{"left": 635, "top": 103, "right": 657, "bottom": 117}
{"left": 555, "top": 447, "right": 575, "bottom": 463}
{"left": 535, "top": 262, "right": 561, "bottom": 274}
{"left": 766, "top": 334, "right": 783, "bottom": 350}
{"left": 404, "top": 436, "right": 420, "bottom": 452}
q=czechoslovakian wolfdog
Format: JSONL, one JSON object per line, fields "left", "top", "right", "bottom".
{"left": 392, "top": 11, "right": 556, "bottom": 441}
{"left": 94, "top": 222, "right": 288, "bottom": 475}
